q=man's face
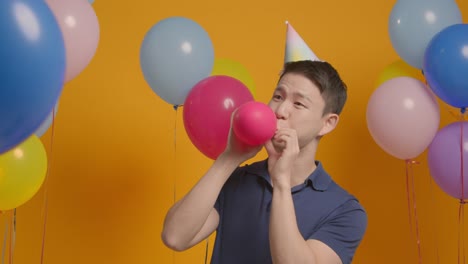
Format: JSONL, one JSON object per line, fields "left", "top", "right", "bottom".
{"left": 268, "top": 72, "right": 328, "bottom": 150}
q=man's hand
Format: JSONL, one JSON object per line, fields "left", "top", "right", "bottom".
{"left": 264, "top": 128, "right": 299, "bottom": 188}
{"left": 222, "top": 110, "right": 262, "bottom": 164}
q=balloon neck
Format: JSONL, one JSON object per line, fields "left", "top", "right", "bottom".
{"left": 405, "top": 159, "right": 420, "bottom": 165}
{"left": 173, "top": 105, "right": 180, "bottom": 111}
{"left": 461, "top": 107, "right": 466, "bottom": 114}
{"left": 460, "top": 199, "right": 466, "bottom": 205}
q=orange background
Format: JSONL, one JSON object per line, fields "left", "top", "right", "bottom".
{"left": 3, "top": 0, "right": 468, "bottom": 263}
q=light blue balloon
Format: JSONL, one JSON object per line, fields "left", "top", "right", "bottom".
{"left": 389, "top": 0, "right": 462, "bottom": 69}
{"left": 88, "top": 0, "right": 94, "bottom": 4}
{"left": 140, "top": 17, "right": 214, "bottom": 106}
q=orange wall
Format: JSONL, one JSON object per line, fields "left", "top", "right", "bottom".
{"left": 4, "top": 0, "right": 468, "bottom": 263}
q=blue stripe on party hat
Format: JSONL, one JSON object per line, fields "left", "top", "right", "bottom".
{"left": 284, "top": 21, "right": 320, "bottom": 63}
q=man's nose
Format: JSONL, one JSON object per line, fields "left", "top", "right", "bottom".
{"left": 274, "top": 102, "right": 288, "bottom": 120}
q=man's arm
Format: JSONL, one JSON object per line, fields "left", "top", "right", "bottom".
{"left": 161, "top": 113, "right": 262, "bottom": 251}
{"left": 269, "top": 186, "right": 342, "bottom": 264}
{"left": 161, "top": 153, "right": 241, "bottom": 251}
{"left": 266, "top": 128, "right": 342, "bottom": 263}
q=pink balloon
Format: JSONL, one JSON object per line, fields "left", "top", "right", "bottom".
{"left": 183, "top": 76, "right": 254, "bottom": 159}
{"left": 46, "top": 0, "right": 100, "bottom": 82}
{"left": 233, "top": 101, "right": 276, "bottom": 146}
{"left": 366, "top": 77, "right": 440, "bottom": 160}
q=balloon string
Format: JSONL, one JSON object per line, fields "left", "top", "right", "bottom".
{"left": 2, "top": 212, "right": 7, "bottom": 264}
{"left": 410, "top": 160, "right": 422, "bottom": 264}
{"left": 173, "top": 106, "right": 178, "bottom": 264}
{"left": 9, "top": 210, "right": 15, "bottom": 264}
{"left": 405, "top": 161, "right": 413, "bottom": 236}
{"left": 460, "top": 112, "right": 465, "bottom": 203}
{"left": 428, "top": 173, "right": 440, "bottom": 263}
{"left": 458, "top": 111, "right": 466, "bottom": 264}
{"left": 7, "top": 214, "right": 9, "bottom": 264}
{"left": 40, "top": 109, "right": 57, "bottom": 264}
{"left": 406, "top": 159, "right": 422, "bottom": 264}
{"left": 173, "top": 106, "right": 178, "bottom": 204}
{"left": 458, "top": 201, "right": 466, "bottom": 264}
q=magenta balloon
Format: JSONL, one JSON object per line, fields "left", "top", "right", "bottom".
{"left": 428, "top": 121, "right": 468, "bottom": 200}
{"left": 233, "top": 101, "right": 276, "bottom": 146}
{"left": 183, "top": 75, "right": 254, "bottom": 159}
{"left": 366, "top": 77, "right": 440, "bottom": 160}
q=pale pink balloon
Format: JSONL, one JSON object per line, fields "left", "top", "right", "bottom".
{"left": 366, "top": 77, "right": 440, "bottom": 160}
{"left": 46, "top": 0, "right": 99, "bottom": 82}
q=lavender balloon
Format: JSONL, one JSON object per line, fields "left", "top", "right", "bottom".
{"left": 428, "top": 121, "right": 468, "bottom": 200}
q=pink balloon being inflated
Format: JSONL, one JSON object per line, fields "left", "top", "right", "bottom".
{"left": 233, "top": 101, "right": 277, "bottom": 146}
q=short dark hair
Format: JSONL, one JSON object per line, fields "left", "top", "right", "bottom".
{"left": 279, "top": 60, "right": 347, "bottom": 115}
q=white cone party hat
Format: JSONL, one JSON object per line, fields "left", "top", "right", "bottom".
{"left": 284, "top": 21, "right": 321, "bottom": 63}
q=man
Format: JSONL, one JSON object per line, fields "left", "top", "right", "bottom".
{"left": 162, "top": 60, "right": 367, "bottom": 264}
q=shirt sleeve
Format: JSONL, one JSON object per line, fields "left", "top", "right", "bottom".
{"left": 214, "top": 166, "right": 244, "bottom": 214}
{"left": 214, "top": 186, "right": 223, "bottom": 214}
{"left": 309, "top": 199, "right": 368, "bottom": 264}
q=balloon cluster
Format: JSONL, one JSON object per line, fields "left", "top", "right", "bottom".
{"left": 140, "top": 17, "right": 263, "bottom": 160}
{"left": 0, "top": 0, "right": 99, "bottom": 210}
{"left": 367, "top": 0, "right": 468, "bottom": 200}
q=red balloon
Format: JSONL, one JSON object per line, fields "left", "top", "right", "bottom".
{"left": 183, "top": 75, "right": 254, "bottom": 159}
{"left": 233, "top": 101, "right": 276, "bottom": 146}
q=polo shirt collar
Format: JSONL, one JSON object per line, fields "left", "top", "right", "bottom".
{"left": 244, "top": 159, "right": 332, "bottom": 191}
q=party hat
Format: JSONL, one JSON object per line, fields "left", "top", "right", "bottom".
{"left": 284, "top": 21, "right": 320, "bottom": 63}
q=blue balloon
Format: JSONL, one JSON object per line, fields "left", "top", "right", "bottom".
{"left": 140, "top": 17, "right": 214, "bottom": 106}
{"left": 424, "top": 24, "right": 468, "bottom": 108}
{"left": 0, "top": 0, "right": 65, "bottom": 154}
{"left": 389, "top": 0, "right": 462, "bottom": 69}
{"left": 88, "top": 0, "right": 95, "bottom": 4}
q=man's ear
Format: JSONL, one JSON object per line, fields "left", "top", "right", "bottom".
{"left": 318, "top": 113, "right": 339, "bottom": 137}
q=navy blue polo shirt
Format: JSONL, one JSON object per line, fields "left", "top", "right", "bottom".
{"left": 211, "top": 159, "right": 367, "bottom": 264}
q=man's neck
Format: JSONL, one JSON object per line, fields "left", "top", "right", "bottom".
{"left": 290, "top": 143, "right": 318, "bottom": 187}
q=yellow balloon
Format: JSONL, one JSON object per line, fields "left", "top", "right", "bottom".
{"left": 0, "top": 135, "right": 47, "bottom": 210}
{"left": 376, "top": 60, "right": 425, "bottom": 87}
{"left": 211, "top": 58, "right": 256, "bottom": 97}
